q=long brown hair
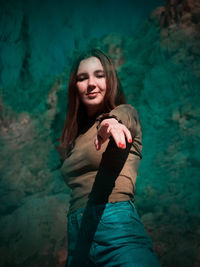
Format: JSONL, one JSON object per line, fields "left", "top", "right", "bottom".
{"left": 59, "top": 48, "right": 126, "bottom": 149}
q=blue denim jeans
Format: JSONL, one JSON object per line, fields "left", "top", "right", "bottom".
{"left": 66, "top": 200, "right": 161, "bottom": 266}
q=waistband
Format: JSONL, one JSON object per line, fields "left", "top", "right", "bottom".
{"left": 67, "top": 198, "right": 135, "bottom": 218}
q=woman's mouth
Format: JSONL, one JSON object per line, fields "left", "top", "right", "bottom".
{"left": 87, "top": 92, "right": 99, "bottom": 98}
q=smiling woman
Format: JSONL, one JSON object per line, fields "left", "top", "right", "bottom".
{"left": 56, "top": 48, "right": 161, "bottom": 266}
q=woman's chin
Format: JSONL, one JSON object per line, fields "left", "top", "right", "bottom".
{"left": 84, "top": 99, "right": 103, "bottom": 107}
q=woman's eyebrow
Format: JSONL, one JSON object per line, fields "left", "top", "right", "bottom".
{"left": 95, "top": 69, "right": 104, "bottom": 73}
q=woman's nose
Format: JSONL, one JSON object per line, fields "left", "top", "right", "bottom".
{"left": 88, "top": 76, "right": 96, "bottom": 86}
{"left": 88, "top": 77, "right": 96, "bottom": 89}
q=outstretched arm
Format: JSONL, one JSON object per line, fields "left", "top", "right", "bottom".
{"left": 94, "top": 118, "right": 132, "bottom": 150}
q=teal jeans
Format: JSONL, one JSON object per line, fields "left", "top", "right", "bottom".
{"left": 66, "top": 200, "right": 161, "bottom": 266}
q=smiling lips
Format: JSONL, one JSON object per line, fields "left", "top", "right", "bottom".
{"left": 87, "top": 92, "right": 99, "bottom": 98}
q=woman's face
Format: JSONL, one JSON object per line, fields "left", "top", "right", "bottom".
{"left": 76, "top": 56, "right": 106, "bottom": 117}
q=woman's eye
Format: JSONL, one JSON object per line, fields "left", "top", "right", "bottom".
{"left": 77, "top": 74, "right": 105, "bottom": 82}
{"left": 77, "top": 77, "right": 87, "bottom": 82}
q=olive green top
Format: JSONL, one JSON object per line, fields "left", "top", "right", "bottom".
{"left": 60, "top": 104, "right": 142, "bottom": 214}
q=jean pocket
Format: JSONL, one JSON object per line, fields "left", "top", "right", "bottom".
{"left": 95, "top": 206, "right": 135, "bottom": 229}
{"left": 95, "top": 201, "right": 145, "bottom": 230}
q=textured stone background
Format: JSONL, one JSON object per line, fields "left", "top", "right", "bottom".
{"left": 0, "top": 0, "right": 200, "bottom": 266}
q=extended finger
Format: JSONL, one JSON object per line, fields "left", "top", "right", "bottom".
{"left": 109, "top": 128, "right": 125, "bottom": 149}
{"left": 119, "top": 130, "right": 126, "bottom": 149}
{"left": 94, "top": 137, "right": 99, "bottom": 150}
{"left": 115, "top": 128, "right": 126, "bottom": 149}
{"left": 96, "top": 134, "right": 104, "bottom": 150}
{"left": 122, "top": 126, "right": 132, "bottom": 144}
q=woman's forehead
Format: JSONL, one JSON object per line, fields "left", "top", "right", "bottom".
{"left": 77, "top": 57, "right": 104, "bottom": 73}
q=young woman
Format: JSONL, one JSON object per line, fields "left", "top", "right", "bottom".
{"left": 57, "top": 49, "right": 161, "bottom": 266}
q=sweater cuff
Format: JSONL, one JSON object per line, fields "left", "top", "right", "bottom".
{"left": 96, "top": 113, "right": 122, "bottom": 130}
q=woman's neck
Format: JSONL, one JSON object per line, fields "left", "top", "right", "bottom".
{"left": 86, "top": 103, "right": 105, "bottom": 119}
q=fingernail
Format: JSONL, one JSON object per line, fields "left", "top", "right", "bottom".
{"left": 118, "top": 142, "right": 121, "bottom": 148}
{"left": 122, "top": 144, "right": 126, "bottom": 149}
{"left": 129, "top": 139, "right": 132, "bottom": 143}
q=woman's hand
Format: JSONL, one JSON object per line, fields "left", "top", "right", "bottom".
{"left": 94, "top": 118, "right": 132, "bottom": 150}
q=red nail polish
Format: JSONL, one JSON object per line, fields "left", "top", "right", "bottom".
{"left": 122, "top": 144, "right": 125, "bottom": 149}
{"left": 129, "top": 139, "right": 132, "bottom": 143}
{"left": 118, "top": 142, "right": 121, "bottom": 147}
